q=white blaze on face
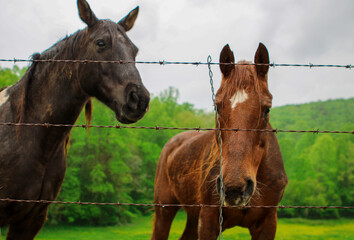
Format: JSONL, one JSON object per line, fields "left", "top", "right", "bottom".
{"left": 0, "top": 87, "right": 9, "bottom": 107}
{"left": 230, "top": 89, "right": 248, "bottom": 109}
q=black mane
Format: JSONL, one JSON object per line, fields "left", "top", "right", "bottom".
{"left": 40, "top": 30, "right": 85, "bottom": 61}
{"left": 10, "top": 53, "right": 40, "bottom": 124}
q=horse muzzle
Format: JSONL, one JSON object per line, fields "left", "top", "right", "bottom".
{"left": 116, "top": 84, "right": 150, "bottom": 124}
{"left": 217, "top": 177, "right": 255, "bottom": 206}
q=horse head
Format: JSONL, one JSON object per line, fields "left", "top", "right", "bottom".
{"left": 76, "top": 0, "right": 149, "bottom": 124}
{"left": 216, "top": 43, "right": 272, "bottom": 206}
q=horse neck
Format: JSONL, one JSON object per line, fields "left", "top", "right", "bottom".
{"left": 29, "top": 62, "right": 88, "bottom": 124}
{"left": 14, "top": 55, "right": 89, "bottom": 151}
{"left": 26, "top": 32, "right": 89, "bottom": 123}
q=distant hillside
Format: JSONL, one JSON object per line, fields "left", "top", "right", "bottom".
{"left": 270, "top": 99, "right": 353, "bottom": 218}
{"left": 271, "top": 98, "right": 354, "bottom": 132}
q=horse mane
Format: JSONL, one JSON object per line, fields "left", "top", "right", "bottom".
{"left": 41, "top": 31, "right": 93, "bottom": 129}
{"left": 40, "top": 31, "right": 85, "bottom": 61}
{"left": 10, "top": 53, "right": 41, "bottom": 124}
{"left": 197, "top": 138, "right": 220, "bottom": 198}
{"left": 216, "top": 61, "right": 262, "bottom": 105}
{"left": 216, "top": 61, "right": 265, "bottom": 128}
{"left": 10, "top": 29, "right": 93, "bottom": 128}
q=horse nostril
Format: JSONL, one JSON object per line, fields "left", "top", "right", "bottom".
{"left": 127, "top": 90, "right": 139, "bottom": 110}
{"left": 245, "top": 178, "right": 254, "bottom": 197}
{"left": 131, "top": 92, "right": 139, "bottom": 104}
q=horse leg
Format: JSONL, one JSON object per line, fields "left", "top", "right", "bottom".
{"left": 180, "top": 209, "right": 198, "bottom": 240}
{"left": 6, "top": 206, "right": 48, "bottom": 240}
{"left": 248, "top": 210, "right": 277, "bottom": 240}
{"left": 198, "top": 207, "right": 220, "bottom": 240}
{"left": 151, "top": 205, "right": 180, "bottom": 240}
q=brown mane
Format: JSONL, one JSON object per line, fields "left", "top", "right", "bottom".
{"left": 216, "top": 61, "right": 263, "bottom": 105}
{"left": 218, "top": 60, "right": 268, "bottom": 129}
{"left": 197, "top": 138, "right": 220, "bottom": 199}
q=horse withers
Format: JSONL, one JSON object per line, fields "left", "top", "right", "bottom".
{"left": 152, "top": 43, "right": 288, "bottom": 240}
{"left": 0, "top": 0, "right": 149, "bottom": 239}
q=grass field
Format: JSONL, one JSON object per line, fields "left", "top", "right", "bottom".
{"left": 1, "top": 211, "right": 353, "bottom": 239}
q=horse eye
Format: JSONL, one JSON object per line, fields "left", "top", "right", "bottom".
{"left": 264, "top": 107, "right": 270, "bottom": 117}
{"left": 96, "top": 40, "right": 106, "bottom": 48}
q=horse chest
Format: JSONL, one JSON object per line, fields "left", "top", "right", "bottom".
{"left": 0, "top": 141, "right": 66, "bottom": 194}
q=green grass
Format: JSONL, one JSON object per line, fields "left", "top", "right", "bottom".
{"left": 1, "top": 212, "right": 353, "bottom": 239}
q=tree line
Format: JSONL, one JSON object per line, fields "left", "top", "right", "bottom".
{"left": 0, "top": 66, "right": 352, "bottom": 225}
{"left": 272, "top": 99, "right": 353, "bottom": 218}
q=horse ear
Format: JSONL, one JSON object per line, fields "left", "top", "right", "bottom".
{"left": 219, "top": 44, "right": 235, "bottom": 78}
{"left": 118, "top": 6, "right": 139, "bottom": 32}
{"left": 77, "top": 0, "right": 98, "bottom": 27}
{"left": 254, "top": 42, "right": 269, "bottom": 78}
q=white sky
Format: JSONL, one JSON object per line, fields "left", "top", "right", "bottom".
{"left": 0, "top": 0, "right": 353, "bottom": 111}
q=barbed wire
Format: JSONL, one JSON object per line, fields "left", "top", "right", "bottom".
{"left": 0, "top": 122, "right": 352, "bottom": 134}
{"left": 0, "top": 58, "right": 352, "bottom": 69}
{"left": 0, "top": 198, "right": 353, "bottom": 210}
{"left": 208, "top": 55, "right": 225, "bottom": 240}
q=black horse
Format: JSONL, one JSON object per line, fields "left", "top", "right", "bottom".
{"left": 0, "top": 0, "right": 150, "bottom": 239}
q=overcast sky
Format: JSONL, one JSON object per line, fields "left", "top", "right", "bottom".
{"left": 0, "top": 0, "right": 353, "bottom": 111}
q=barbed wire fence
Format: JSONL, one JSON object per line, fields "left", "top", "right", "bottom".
{"left": 0, "top": 122, "right": 352, "bottom": 134}
{"left": 0, "top": 57, "right": 353, "bottom": 236}
{"left": 0, "top": 58, "right": 353, "bottom": 69}
{"left": 0, "top": 198, "right": 353, "bottom": 209}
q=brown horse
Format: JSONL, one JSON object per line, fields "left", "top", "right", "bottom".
{"left": 152, "top": 43, "right": 288, "bottom": 240}
{"left": 0, "top": 0, "right": 149, "bottom": 239}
